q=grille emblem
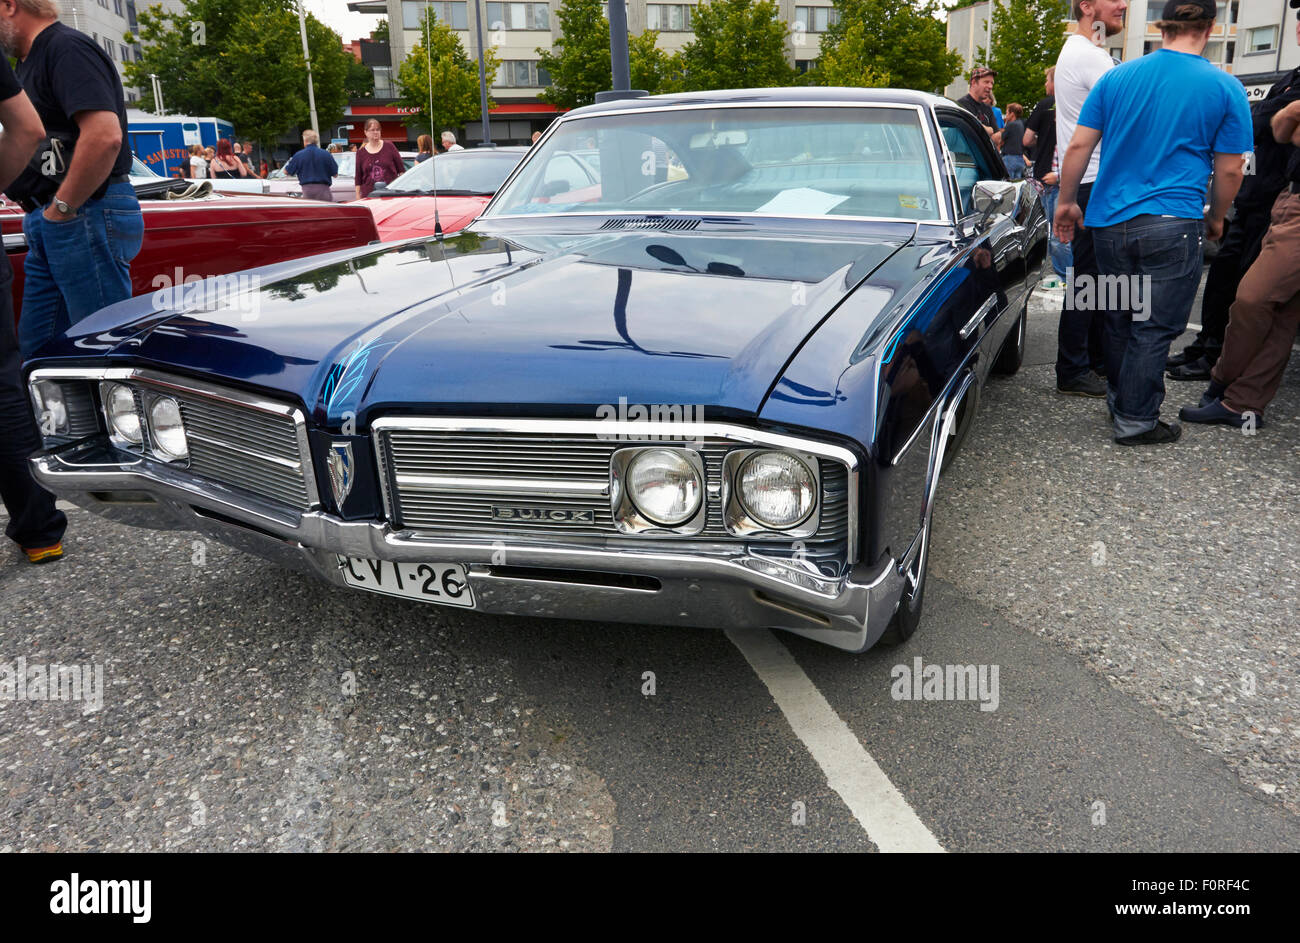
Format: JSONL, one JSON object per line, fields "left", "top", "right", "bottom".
{"left": 492, "top": 506, "right": 594, "bottom": 523}
{"left": 326, "top": 441, "right": 354, "bottom": 506}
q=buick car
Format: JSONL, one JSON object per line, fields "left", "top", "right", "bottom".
{"left": 24, "top": 88, "right": 1045, "bottom": 652}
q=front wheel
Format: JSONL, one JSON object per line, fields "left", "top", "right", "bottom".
{"left": 878, "top": 513, "right": 930, "bottom": 646}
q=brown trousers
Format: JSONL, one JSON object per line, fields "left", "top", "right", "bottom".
{"left": 1212, "top": 189, "right": 1300, "bottom": 413}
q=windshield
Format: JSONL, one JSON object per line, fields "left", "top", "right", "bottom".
{"left": 131, "top": 156, "right": 161, "bottom": 178}
{"left": 487, "top": 105, "right": 941, "bottom": 221}
{"left": 383, "top": 151, "right": 521, "bottom": 195}
{"left": 335, "top": 152, "right": 354, "bottom": 177}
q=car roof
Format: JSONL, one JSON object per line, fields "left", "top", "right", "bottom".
{"left": 563, "top": 87, "right": 950, "bottom": 119}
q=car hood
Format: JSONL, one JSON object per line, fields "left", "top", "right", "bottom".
{"left": 37, "top": 222, "right": 913, "bottom": 426}
{"left": 359, "top": 194, "right": 489, "bottom": 240}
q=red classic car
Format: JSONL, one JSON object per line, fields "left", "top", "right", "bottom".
{"left": 356, "top": 147, "right": 531, "bottom": 241}
{"left": 4, "top": 176, "right": 379, "bottom": 321}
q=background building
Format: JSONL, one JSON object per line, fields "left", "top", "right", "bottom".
{"left": 349, "top": 0, "right": 840, "bottom": 145}
{"left": 945, "top": 0, "right": 1298, "bottom": 101}
{"left": 57, "top": 0, "right": 147, "bottom": 101}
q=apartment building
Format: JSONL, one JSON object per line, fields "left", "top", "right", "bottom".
{"left": 348, "top": 0, "right": 841, "bottom": 144}
{"left": 56, "top": 0, "right": 147, "bottom": 100}
{"left": 946, "top": 0, "right": 1299, "bottom": 101}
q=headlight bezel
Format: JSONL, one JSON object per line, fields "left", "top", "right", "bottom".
{"left": 145, "top": 394, "right": 189, "bottom": 462}
{"left": 610, "top": 446, "right": 707, "bottom": 535}
{"left": 100, "top": 380, "right": 144, "bottom": 447}
{"left": 723, "top": 448, "right": 820, "bottom": 538}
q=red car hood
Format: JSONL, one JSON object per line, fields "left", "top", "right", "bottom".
{"left": 359, "top": 194, "right": 490, "bottom": 241}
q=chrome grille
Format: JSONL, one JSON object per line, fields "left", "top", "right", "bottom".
{"left": 377, "top": 429, "right": 849, "bottom": 545}
{"left": 177, "top": 396, "right": 313, "bottom": 510}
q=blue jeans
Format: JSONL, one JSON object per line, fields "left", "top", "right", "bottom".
{"left": 1002, "top": 154, "right": 1026, "bottom": 180}
{"left": 1039, "top": 183, "right": 1072, "bottom": 279}
{"left": 18, "top": 181, "right": 144, "bottom": 359}
{"left": 1092, "top": 214, "right": 1205, "bottom": 438}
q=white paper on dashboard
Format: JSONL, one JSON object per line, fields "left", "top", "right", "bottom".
{"left": 755, "top": 188, "right": 849, "bottom": 216}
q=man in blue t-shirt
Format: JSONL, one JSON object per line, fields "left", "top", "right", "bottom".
{"left": 1054, "top": 0, "right": 1251, "bottom": 446}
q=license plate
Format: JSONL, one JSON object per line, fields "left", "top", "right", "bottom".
{"left": 337, "top": 557, "right": 475, "bottom": 609}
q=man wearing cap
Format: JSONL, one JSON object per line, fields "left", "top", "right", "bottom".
{"left": 1166, "top": 13, "right": 1300, "bottom": 381}
{"left": 1055, "top": 0, "right": 1251, "bottom": 445}
{"left": 958, "top": 67, "right": 1002, "bottom": 147}
{"left": 1051, "top": 0, "right": 1125, "bottom": 399}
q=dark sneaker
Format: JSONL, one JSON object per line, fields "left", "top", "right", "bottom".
{"left": 1115, "top": 420, "right": 1182, "bottom": 446}
{"left": 24, "top": 542, "right": 63, "bottom": 564}
{"left": 1179, "top": 399, "right": 1263, "bottom": 429}
{"left": 1167, "top": 356, "right": 1213, "bottom": 381}
{"left": 1057, "top": 373, "right": 1108, "bottom": 398}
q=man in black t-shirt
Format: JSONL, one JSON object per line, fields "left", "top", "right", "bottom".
{"left": 0, "top": 42, "right": 68, "bottom": 563}
{"left": 956, "top": 67, "right": 1002, "bottom": 148}
{"left": 1023, "top": 66, "right": 1071, "bottom": 280}
{"left": 0, "top": 1, "right": 144, "bottom": 359}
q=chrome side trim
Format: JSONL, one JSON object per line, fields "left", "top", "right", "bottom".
{"left": 890, "top": 398, "right": 944, "bottom": 467}
{"left": 371, "top": 416, "right": 861, "bottom": 562}
{"left": 959, "top": 294, "right": 999, "bottom": 340}
{"left": 394, "top": 474, "right": 609, "bottom": 499}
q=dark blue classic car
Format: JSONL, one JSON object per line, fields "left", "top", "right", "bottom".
{"left": 25, "top": 89, "right": 1045, "bottom": 652}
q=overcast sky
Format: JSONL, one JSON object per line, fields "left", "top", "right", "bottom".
{"left": 302, "top": 0, "right": 384, "bottom": 42}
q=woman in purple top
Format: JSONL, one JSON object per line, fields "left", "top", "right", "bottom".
{"left": 354, "top": 118, "right": 405, "bottom": 199}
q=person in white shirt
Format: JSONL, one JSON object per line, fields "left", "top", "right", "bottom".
{"left": 441, "top": 131, "right": 464, "bottom": 152}
{"left": 188, "top": 143, "right": 207, "bottom": 179}
{"left": 1052, "top": 0, "right": 1126, "bottom": 398}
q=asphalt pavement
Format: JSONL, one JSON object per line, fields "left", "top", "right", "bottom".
{"left": 1, "top": 280, "right": 1297, "bottom": 852}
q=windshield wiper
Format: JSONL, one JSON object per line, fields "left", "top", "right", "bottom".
{"left": 383, "top": 187, "right": 481, "bottom": 197}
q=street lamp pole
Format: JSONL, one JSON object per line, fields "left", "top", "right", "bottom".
{"left": 472, "top": 0, "right": 492, "bottom": 145}
{"left": 297, "top": 1, "right": 321, "bottom": 136}
{"left": 149, "top": 73, "right": 164, "bottom": 115}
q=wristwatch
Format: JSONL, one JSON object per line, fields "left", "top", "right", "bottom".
{"left": 52, "top": 197, "right": 73, "bottom": 216}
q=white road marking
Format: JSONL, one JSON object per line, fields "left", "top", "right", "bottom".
{"left": 726, "top": 627, "right": 944, "bottom": 853}
{"left": 55, "top": 501, "right": 77, "bottom": 511}
{"left": 1186, "top": 323, "right": 1202, "bottom": 333}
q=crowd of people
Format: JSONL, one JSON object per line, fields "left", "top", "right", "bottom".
{"left": 960, "top": 0, "right": 1298, "bottom": 445}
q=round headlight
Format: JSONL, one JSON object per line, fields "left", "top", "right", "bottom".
{"left": 148, "top": 396, "right": 188, "bottom": 460}
{"left": 738, "top": 452, "right": 816, "bottom": 529}
{"left": 30, "top": 380, "right": 68, "bottom": 435}
{"left": 104, "top": 383, "right": 142, "bottom": 444}
{"left": 627, "top": 448, "right": 702, "bottom": 527}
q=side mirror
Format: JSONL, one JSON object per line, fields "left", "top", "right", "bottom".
{"left": 969, "top": 180, "right": 1024, "bottom": 235}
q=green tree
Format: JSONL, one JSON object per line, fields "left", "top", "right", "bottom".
{"left": 679, "top": 0, "right": 796, "bottom": 92}
{"left": 396, "top": 10, "right": 498, "bottom": 136}
{"left": 819, "top": 0, "right": 963, "bottom": 93}
{"left": 345, "top": 58, "right": 375, "bottom": 99}
{"left": 630, "top": 30, "right": 683, "bottom": 94}
{"left": 813, "top": 20, "right": 891, "bottom": 87}
{"left": 125, "top": 0, "right": 354, "bottom": 146}
{"left": 538, "top": 0, "right": 682, "bottom": 108}
{"left": 977, "top": 0, "right": 1069, "bottom": 111}
{"left": 371, "top": 18, "right": 390, "bottom": 42}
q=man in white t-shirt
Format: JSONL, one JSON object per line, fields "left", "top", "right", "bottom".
{"left": 1052, "top": 0, "right": 1126, "bottom": 398}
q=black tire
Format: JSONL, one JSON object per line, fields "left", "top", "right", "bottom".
{"left": 878, "top": 513, "right": 930, "bottom": 646}
{"left": 992, "top": 300, "right": 1027, "bottom": 375}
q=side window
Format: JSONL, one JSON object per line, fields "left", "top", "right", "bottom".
{"left": 542, "top": 154, "right": 592, "bottom": 191}
{"left": 938, "top": 113, "right": 999, "bottom": 216}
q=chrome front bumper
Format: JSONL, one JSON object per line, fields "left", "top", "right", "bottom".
{"left": 31, "top": 441, "right": 905, "bottom": 652}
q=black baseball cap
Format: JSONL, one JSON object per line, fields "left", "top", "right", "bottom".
{"left": 1160, "top": 0, "right": 1216, "bottom": 19}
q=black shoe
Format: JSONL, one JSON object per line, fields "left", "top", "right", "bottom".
{"left": 1115, "top": 420, "right": 1182, "bottom": 446}
{"left": 1057, "top": 373, "right": 1108, "bottom": 398}
{"left": 1178, "top": 399, "right": 1263, "bottom": 429}
{"left": 1198, "top": 379, "right": 1227, "bottom": 408}
{"left": 1167, "top": 356, "right": 1213, "bottom": 381}
{"left": 1166, "top": 346, "right": 1204, "bottom": 369}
